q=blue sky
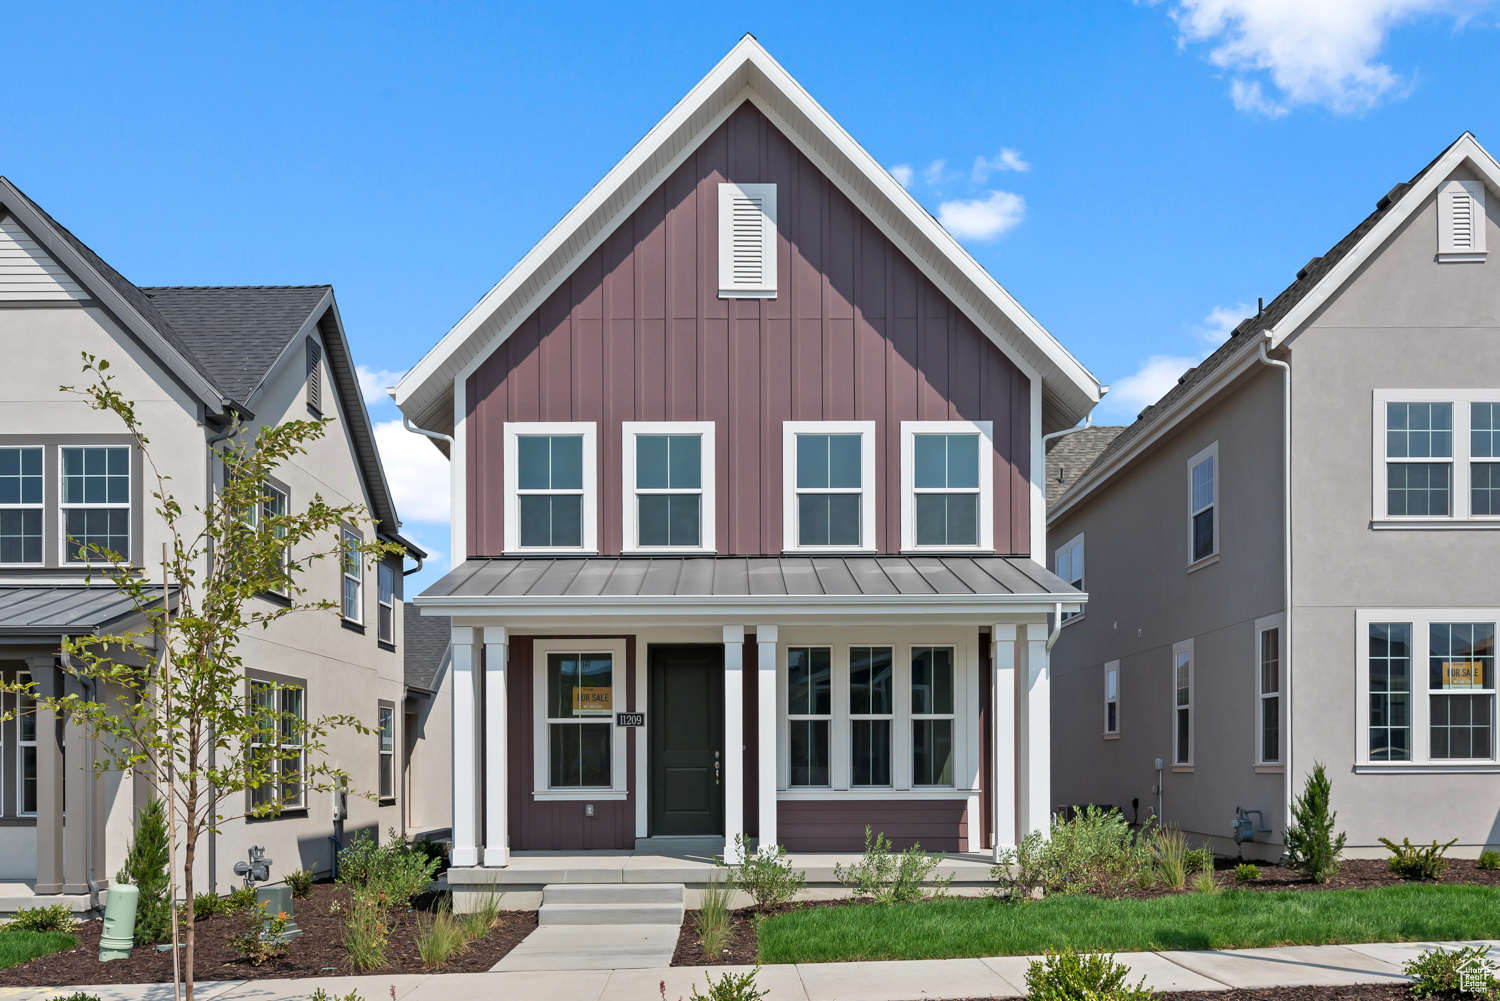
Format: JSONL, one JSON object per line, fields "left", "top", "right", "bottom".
{"left": 4, "top": 1, "right": 1498, "bottom": 590}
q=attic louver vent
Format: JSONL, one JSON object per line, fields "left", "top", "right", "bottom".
{"left": 718, "top": 183, "right": 777, "bottom": 298}
{"left": 306, "top": 337, "right": 323, "bottom": 415}
{"left": 1296, "top": 257, "right": 1322, "bottom": 281}
{"left": 1438, "top": 178, "right": 1487, "bottom": 262}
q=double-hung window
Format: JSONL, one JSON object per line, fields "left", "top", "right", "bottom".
{"left": 17, "top": 672, "right": 36, "bottom": 817}
{"left": 1104, "top": 662, "right": 1119, "bottom": 735}
{"left": 622, "top": 422, "right": 715, "bottom": 552}
{"left": 505, "top": 423, "right": 597, "bottom": 552}
{"left": 1172, "top": 641, "right": 1193, "bottom": 766}
{"left": 1258, "top": 627, "right": 1281, "bottom": 764}
{"left": 1429, "top": 622, "right": 1494, "bottom": 760}
{"left": 249, "top": 677, "right": 305, "bottom": 811}
{"left": 0, "top": 447, "right": 43, "bottom": 565}
{"left": 849, "top": 647, "right": 893, "bottom": 786}
{"left": 1187, "top": 443, "right": 1218, "bottom": 565}
{"left": 377, "top": 703, "right": 395, "bottom": 800}
{"left": 787, "top": 647, "right": 831, "bottom": 787}
{"left": 543, "top": 652, "right": 614, "bottom": 788}
{"left": 1386, "top": 402, "right": 1453, "bottom": 517}
{"left": 900, "top": 422, "right": 993, "bottom": 551}
{"left": 261, "top": 483, "right": 290, "bottom": 593}
{"left": 910, "top": 647, "right": 955, "bottom": 786}
{"left": 1375, "top": 392, "right": 1500, "bottom": 522}
{"left": 341, "top": 528, "right": 363, "bottom": 623}
{"left": 61, "top": 445, "right": 130, "bottom": 563}
{"left": 377, "top": 563, "right": 395, "bottom": 645}
{"left": 1055, "top": 533, "right": 1084, "bottom": 621}
{"left": 1471, "top": 403, "right": 1500, "bottom": 516}
{"left": 783, "top": 422, "right": 875, "bottom": 552}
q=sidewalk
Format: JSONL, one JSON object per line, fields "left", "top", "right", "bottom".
{"left": 18, "top": 939, "right": 1498, "bottom": 1001}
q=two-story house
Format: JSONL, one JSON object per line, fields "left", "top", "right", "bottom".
{"left": 1048, "top": 134, "right": 1500, "bottom": 859}
{"left": 0, "top": 177, "right": 449, "bottom": 909}
{"left": 395, "top": 36, "right": 1102, "bottom": 895}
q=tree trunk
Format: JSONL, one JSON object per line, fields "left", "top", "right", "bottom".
{"left": 182, "top": 809, "right": 196, "bottom": 1001}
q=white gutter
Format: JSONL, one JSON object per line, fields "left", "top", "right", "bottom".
{"left": 1045, "top": 602, "right": 1066, "bottom": 653}
{"left": 1256, "top": 331, "right": 1293, "bottom": 847}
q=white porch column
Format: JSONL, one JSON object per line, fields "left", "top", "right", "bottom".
{"left": 992, "top": 624, "right": 1018, "bottom": 861}
{"left": 1017, "top": 622, "right": 1052, "bottom": 839}
{"left": 482, "top": 625, "right": 509, "bottom": 867}
{"left": 723, "top": 625, "right": 745, "bottom": 863}
{"left": 450, "top": 627, "right": 480, "bottom": 868}
{"left": 755, "top": 626, "right": 778, "bottom": 853}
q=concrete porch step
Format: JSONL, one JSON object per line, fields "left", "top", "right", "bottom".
{"left": 543, "top": 882, "right": 685, "bottom": 905}
{"left": 538, "top": 881, "right": 685, "bottom": 926}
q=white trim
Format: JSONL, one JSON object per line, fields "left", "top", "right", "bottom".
{"left": 781, "top": 421, "right": 877, "bottom": 553}
{"left": 392, "top": 37, "right": 1101, "bottom": 431}
{"left": 1054, "top": 532, "right": 1084, "bottom": 622}
{"left": 1104, "top": 660, "right": 1119, "bottom": 736}
{"left": 1172, "top": 638, "right": 1194, "bottom": 767}
{"left": 450, "top": 628, "right": 478, "bottom": 867}
{"left": 377, "top": 562, "right": 395, "bottom": 644}
{"left": 1254, "top": 613, "right": 1286, "bottom": 766}
{"left": 1187, "top": 441, "right": 1219, "bottom": 566}
{"left": 1437, "top": 178, "right": 1487, "bottom": 261}
{"left": 775, "top": 789, "right": 977, "bottom": 800}
{"left": 482, "top": 624, "right": 509, "bottom": 867}
{"left": 1373, "top": 390, "right": 1500, "bottom": 524}
{"left": 417, "top": 593, "right": 1082, "bottom": 624}
{"left": 1018, "top": 625, "right": 1050, "bottom": 837}
{"left": 621, "top": 421, "right": 717, "bottom": 553}
{"left": 531, "top": 638, "right": 630, "bottom": 798}
{"left": 503, "top": 421, "right": 599, "bottom": 554}
{"left": 991, "top": 623, "right": 1017, "bottom": 858}
{"left": 718, "top": 183, "right": 777, "bottom": 298}
{"left": 898, "top": 420, "right": 994, "bottom": 552}
{"left": 16, "top": 671, "right": 35, "bottom": 818}
{"left": 57, "top": 444, "right": 131, "bottom": 566}
{"left": 452, "top": 377, "right": 467, "bottom": 566}
{"left": 723, "top": 625, "right": 745, "bottom": 863}
{"left": 0, "top": 445, "right": 44, "bottom": 568}
{"left": 755, "top": 625, "right": 779, "bottom": 849}
{"left": 1354, "top": 608, "right": 1497, "bottom": 768}
{"left": 634, "top": 635, "right": 648, "bottom": 839}
{"left": 341, "top": 526, "right": 364, "bottom": 624}
{"left": 1029, "top": 374, "right": 1045, "bottom": 560}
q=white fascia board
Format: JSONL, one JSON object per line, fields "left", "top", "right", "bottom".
{"left": 394, "top": 36, "right": 1102, "bottom": 427}
{"left": 1268, "top": 134, "right": 1500, "bottom": 350}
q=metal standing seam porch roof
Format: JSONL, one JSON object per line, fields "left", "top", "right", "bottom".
{"left": 0, "top": 586, "right": 167, "bottom": 638}
{"left": 422, "top": 556, "right": 1080, "bottom": 603}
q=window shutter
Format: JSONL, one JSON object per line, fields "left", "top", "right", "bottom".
{"left": 1437, "top": 179, "right": 1487, "bottom": 260}
{"left": 718, "top": 183, "right": 777, "bottom": 298}
{"left": 306, "top": 338, "right": 323, "bottom": 414}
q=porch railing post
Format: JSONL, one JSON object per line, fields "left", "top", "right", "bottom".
{"left": 450, "top": 627, "right": 479, "bottom": 867}
{"left": 755, "top": 625, "right": 778, "bottom": 853}
{"left": 482, "top": 625, "right": 508, "bottom": 867}
{"left": 722, "top": 626, "right": 745, "bottom": 863}
{"left": 992, "top": 624, "right": 1017, "bottom": 862}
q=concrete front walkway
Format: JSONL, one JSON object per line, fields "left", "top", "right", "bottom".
{"left": 21, "top": 939, "right": 1499, "bottom": 1001}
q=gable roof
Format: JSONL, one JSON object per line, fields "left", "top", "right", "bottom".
{"left": 394, "top": 35, "right": 1102, "bottom": 435}
{"left": 1046, "top": 426, "right": 1124, "bottom": 507}
{"left": 1049, "top": 132, "right": 1499, "bottom": 525}
{"left": 0, "top": 177, "right": 418, "bottom": 550}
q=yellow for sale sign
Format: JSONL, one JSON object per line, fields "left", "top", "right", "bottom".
{"left": 573, "top": 687, "right": 612, "bottom": 714}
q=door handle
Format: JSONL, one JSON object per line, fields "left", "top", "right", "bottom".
{"left": 715, "top": 760, "right": 720, "bottom": 785}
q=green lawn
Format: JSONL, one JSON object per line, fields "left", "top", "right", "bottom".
{"left": 0, "top": 930, "right": 78, "bottom": 969}
{"left": 757, "top": 885, "right": 1500, "bottom": 964}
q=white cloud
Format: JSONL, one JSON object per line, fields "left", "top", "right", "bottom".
{"left": 890, "top": 163, "right": 914, "bottom": 187}
{"left": 937, "top": 191, "right": 1026, "bottom": 241}
{"left": 374, "top": 418, "right": 451, "bottom": 525}
{"left": 1163, "top": 0, "right": 1481, "bottom": 115}
{"left": 922, "top": 159, "right": 947, "bottom": 186}
{"left": 1098, "top": 303, "right": 1254, "bottom": 421}
{"left": 356, "top": 365, "right": 406, "bottom": 405}
{"left": 1197, "top": 302, "right": 1254, "bottom": 346}
{"left": 972, "top": 148, "right": 1031, "bottom": 182}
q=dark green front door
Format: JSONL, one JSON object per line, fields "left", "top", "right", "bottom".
{"left": 648, "top": 645, "right": 724, "bottom": 835}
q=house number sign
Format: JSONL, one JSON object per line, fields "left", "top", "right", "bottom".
{"left": 616, "top": 712, "right": 645, "bottom": 727}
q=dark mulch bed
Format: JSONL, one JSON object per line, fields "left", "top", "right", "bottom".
{"left": 672, "top": 908, "right": 760, "bottom": 966}
{"left": 913, "top": 988, "right": 1409, "bottom": 1000}
{"left": 1209, "top": 857, "right": 1500, "bottom": 892}
{"left": 0, "top": 883, "right": 537, "bottom": 986}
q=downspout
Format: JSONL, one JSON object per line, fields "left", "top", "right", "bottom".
{"left": 60, "top": 651, "right": 102, "bottom": 915}
{"left": 1046, "top": 603, "right": 1066, "bottom": 653}
{"left": 1256, "top": 332, "right": 1292, "bottom": 851}
{"left": 204, "top": 411, "right": 238, "bottom": 896}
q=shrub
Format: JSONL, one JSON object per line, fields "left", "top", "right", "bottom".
{"left": 414, "top": 898, "right": 467, "bottom": 968}
{"left": 285, "top": 868, "right": 315, "bottom": 900}
{"left": 230, "top": 901, "right": 291, "bottom": 965}
{"left": 1024, "top": 949, "right": 1157, "bottom": 1001}
{"left": 696, "top": 875, "right": 732, "bottom": 960}
{"left": 1191, "top": 871, "right": 1219, "bottom": 894}
{"left": 1150, "top": 828, "right": 1189, "bottom": 891}
{"left": 6, "top": 903, "right": 78, "bottom": 933}
{"left": 1380, "top": 837, "right": 1458, "bottom": 881}
{"left": 189, "top": 891, "right": 225, "bottom": 921}
{"left": 991, "top": 829, "right": 1050, "bottom": 902}
{"left": 683, "top": 964, "right": 770, "bottom": 1001}
{"left": 309, "top": 989, "right": 363, "bottom": 1001}
{"left": 54, "top": 995, "right": 103, "bottom": 1001}
{"left": 1183, "top": 848, "right": 1215, "bottom": 875}
{"left": 834, "top": 826, "right": 952, "bottom": 904}
{"left": 116, "top": 797, "right": 172, "bottom": 946}
{"left": 1284, "top": 762, "right": 1346, "bottom": 884}
{"left": 717, "top": 836, "right": 805, "bottom": 911}
{"left": 405, "top": 838, "right": 450, "bottom": 872}
{"left": 1045, "top": 807, "right": 1152, "bottom": 898}
{"left": 337, "top": 829, "right": 441, "bottom": 909}
{"left": 1481, "top": 849, "right": 1500, "bottom": 871}
{"left": 1235, "top": 863, "right": 1261, "bottom": 881}
{"left": 1403, "top": 944, "right": 1498, "bottom": 1000}
{"left": 225, "top": 885, "right": 258, "bottom": 912}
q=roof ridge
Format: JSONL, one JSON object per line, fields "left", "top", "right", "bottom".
{"left": 140, "top": 284, "right": 333, "bottom": 291}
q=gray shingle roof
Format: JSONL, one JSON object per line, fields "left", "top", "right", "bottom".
{"left": 0, "top": 586, "right": 165, "bottom": 636}
{"left": 425, "top": 556, "right": 1078, "bottom": 599}
{"left": 403, "top": 602, "right": 450, "bottom": 693}
{"left": 1046, "top": 427, "right": 1124, "bottom": 507}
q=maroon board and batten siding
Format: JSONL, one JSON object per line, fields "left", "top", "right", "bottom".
{"left": 466, "top": 101, "right": 1033, "bottom": 558}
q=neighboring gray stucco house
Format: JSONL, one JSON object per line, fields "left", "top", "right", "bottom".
{"left": 0, "top": 176, "right": 447, "bottom": 908}
{"left": 1048, "top": 133, "right": 1500, "bottom": 859}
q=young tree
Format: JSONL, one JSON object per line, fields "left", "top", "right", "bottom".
{"left": 7, "top": 355, "right": 400, "bottom": 999}
{"left": 1284, "top": 761, "right": 1347, "bottom": 884}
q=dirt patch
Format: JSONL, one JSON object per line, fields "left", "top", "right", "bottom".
{"left": 0, "top": 883, "right": 537, "bottom": 986}
{"left": 672, "top": 909, "right": 760, "bottom": 966}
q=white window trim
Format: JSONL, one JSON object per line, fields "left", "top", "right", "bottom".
{"left": 1372, "top": 390, "right": 1500, "bottom": 525}
{"left": 377, "top": 703, "right": 396, "bottom": 801}
{"left": 1054, "top": 531, "right": 1084, "bottom": 622}
{"left": 1172, "top": 638, "right": 1193, "bottom": 769}
{"left": 1354, "top": 608, "right": 1499, "bottom": 772}
{"left": 621, "top": 421, "right": 716, "bottom": 554}
{"left": 1104, "top": 660, "right": 1119, "bottom": 737}
{"left": 532, "top": 638, "right": 629, "bottom": 800}
{"left": 777, "top": 633, "right": 974, "bottom": 796}
{"left": 718, "top": 182, "right": 777, "bottom": 299}
{"left": 16, "top": 671, "right": 34, "bottom": 818}
{"left": 1187, "top": 442, "right": 1219, "bottom": 569}
{"left": 504, "top": 421, "right": 599, "bottom": 554}
{"left": 341, "top": 527, "right": 364, "bottom": 624}
{"left": 377, "top": 563, "right": 395, "bottom": 644}
{"left": 0, "top": 446, "right": 44, "bottom": 568}
{"left": 781, "top": 421, "right": 877, "bottom": 554}
{"left": 1255, "top": 613, "right": 1286, "bottom": 767}
{"left": 59, "top": 444, "right": 131, "bottom": 566}
{"left": 898, "top": 420, "right": 994, "bottom": 552}
{"left": 1437, "top": 178, "right": 1487, "bottom": 263}
{"left": 248, "top": 676, "right": 307, "bottom": 811}
{"left": 261, "top": 483, "right": 291, "bottom": 597}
